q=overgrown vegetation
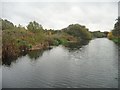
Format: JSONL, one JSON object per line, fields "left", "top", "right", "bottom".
{"left": 108, "top": 17, "right": 120, "bottom": 44}
{"left": 2, "top": 19, "right": 93, "bottom": 61}
{"left": 62, "top": 24, "right": 92, "bottom": 40}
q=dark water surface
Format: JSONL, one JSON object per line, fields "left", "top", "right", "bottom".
{"left": 2, "top": 38, "right": 118, "bottom": 88}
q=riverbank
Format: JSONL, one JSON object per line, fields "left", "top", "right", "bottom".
{"left": 111, "top": 38, "right": 120, "bottom": 45}
{"left": 2, "top": 19, "right": 93, "bottom": 62}
{"left": 107, "top": 32, "right": 120, "bottom": 45}
{"left": 107, "top": 17, "right": 120, "bottom": 45}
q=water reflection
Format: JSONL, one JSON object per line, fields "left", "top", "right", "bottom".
{"left": 2, "top": 38, "right": 118, "bottom": 88}
{"left": 27, "top": 49, "right": 45, "bottom": 60}
{"left": 2, "top": 51, "right": 28, "bottom": 67}
{"left": 2, "top": 41, "right": 89, "bottom": 66}
{"left": 65, "top": 40, "right": 89, "bottom": 51}
{"left": 2, "top": 57, "right": 17, "bottom": 67}
{"left": 2, "top": 50, "right": 44, "bottom": 66}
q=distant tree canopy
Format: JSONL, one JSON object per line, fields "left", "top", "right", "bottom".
{"left": 2, "top": 19, "right": 14, "bottom": 30}
{"left": 112, "top": 17, "right": 120, "bottom": 36}
{"left": 27, "top": 21, "right": 43, "bottom": 33}
{"left": 62, "top": 24, "right": 92, "bottom": 40}
{"left": 91, "top": 31, "right": 107, "bottom": 38}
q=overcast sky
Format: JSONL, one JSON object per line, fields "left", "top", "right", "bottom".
{"left": 1, "top": 0, "right": 119, "bottom": 31}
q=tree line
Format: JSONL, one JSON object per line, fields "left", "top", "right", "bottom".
{"left": 1, "top": 18, "right": 95, "bottom": 61}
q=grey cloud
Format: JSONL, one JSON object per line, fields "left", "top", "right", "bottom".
{"left": 2, "top": 2, "right": 118, "bottom": 31}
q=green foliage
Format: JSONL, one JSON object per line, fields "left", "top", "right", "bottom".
{"left": 63, "top": 24, "right": 92, "bottom": 40}
{"left": 2, "top": 19, "right": 93, "bottom": 61}
{"left": 27, "top": 21, "right": 43, "bottom": 33}
{"left": 112, "top": 17, "right": 120, "bottom": 36}
{"left": 53, "top": 38, "right": 68, "bottom": 46}
{"left": 112, "top": 38, "right": 120, "bottom": 43}
{"left": 53, "top": 39, "right": 59, "bottom": 46}
{"left": 2, "top": 19, "right": 14, "bottom": 30}
{"left": 58, "top": 38, "right": 68, "bottom": 45}
{"left": 91, "top": 31, "right": 106, "bottom": 38}
{"left": 108, "top": 17, "right": 120, "bottom": 44}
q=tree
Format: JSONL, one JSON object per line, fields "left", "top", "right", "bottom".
{"left": 17, "top": 24, "right": 26, "bottom": 30}
{"left": 63, "top": 24, "right": 92, "bottom": 40}
{"left": 112, "top": 17, "right": 120, "bottom": 36}
{"left": 107, "top": 32, "right": 114, "bottom": 40}
{"left": 91, "top": 31, "right": 106, "bottom": 38}
{"left": 27, "top": 21, "right": 43, "bottom": 33}
{"left": 2, "top": 19, "right": 14, "bottom": 30}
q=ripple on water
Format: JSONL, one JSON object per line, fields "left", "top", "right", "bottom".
{"left": 2, "top": 38, "right": 118, "bottom": 88}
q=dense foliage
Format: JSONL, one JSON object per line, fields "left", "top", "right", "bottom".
{"left": 112, "top": 17, "right": 120, "bottom": 36}
{"left": 2, "top": 19, "right": 89, "bottom": 60}
{"left": 62, "top": 24, "right": 92, "bottom": 40}
{"left": 108, "top": 17, "right": 120, "bottom": 44}
{"left": 2, "top": 19, "right": 14, "bottom": 30}
{"left": 2, "top": 19, "right": 107, "bottom": 61}
{"left": 91, "top": 31, "right": 108, "bottom": 38}
{"left": 27, "top": 21, "right": 43, "bottom": 33}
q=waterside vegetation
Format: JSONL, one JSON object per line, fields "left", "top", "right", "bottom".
{"left": 2, "top": 19, "right": 92, "bottom": 61}
{"left": 108, "top": 17, "right": 120, "bottom": 44}
{"left": 2, "top": 17, "right": 119, "bottom": 63}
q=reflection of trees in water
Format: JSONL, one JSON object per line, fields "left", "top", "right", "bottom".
{"left": 27, "top": 50, "right": 44, "bottom": 60}
{"left": 66, "top": 40, "right": 89, "bottom": 51}
{"left": 2, "top": 41, "right": 89, "bottom": 66}
{"left": 2, "top": 56, "right": 18, "bottom": 67}
{"left": 2, "top": 51, "right": 27, "bottom": 67}
{"left": 27, "top": 48, "right": 51, "bottom": 60}
{"left": 2, "top": 48, "right": 51, "bottom": 66}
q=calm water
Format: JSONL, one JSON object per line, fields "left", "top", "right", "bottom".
{"left": 2, "top": 38, "right": 118, "bottom": 88}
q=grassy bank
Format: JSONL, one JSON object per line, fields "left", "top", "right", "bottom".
{"left": 107, "top": 33, "right": 120, "bottom": 44}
